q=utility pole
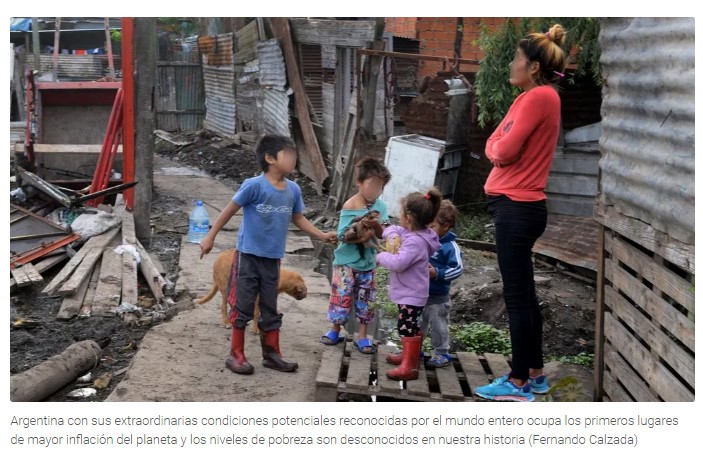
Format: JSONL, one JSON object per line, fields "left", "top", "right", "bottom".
{"left": 133, "top": 18, "right": 156, "bottom": 242}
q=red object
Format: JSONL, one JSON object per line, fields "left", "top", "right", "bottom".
{"left": 87, "top": 88, "right": 123, "bottom": 206}
{"left": 386, "top": 335, "right": 423, "bottom": 381}
{"left": 10, "top": 233, "right": 81, "bottom": 268}
{"left": 121, "top": 17, "right": 135, "bottom": 209}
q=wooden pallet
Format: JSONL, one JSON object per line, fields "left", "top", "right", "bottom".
{"left": 315, "top": 339, "right": 530, "bottom": 402}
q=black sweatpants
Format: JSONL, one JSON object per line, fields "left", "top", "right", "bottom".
{"left": 232, "top": 252, "right": 282, "bottom": 331}
{"left": 488, "top": 195, "right": 547, "bottom": 380}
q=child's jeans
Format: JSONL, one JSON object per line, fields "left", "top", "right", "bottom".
{"left": 327, "top": 265, "right": 376, "bottom": 325}
{"left": 420, "top": 294, "right": 451, "bottom": 355}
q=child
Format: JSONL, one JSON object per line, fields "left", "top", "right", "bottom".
{"left": 376, "top": 188, "right": 442, "bottom": 380}
{"left": 199, "top": 134, "right": 336, "bottom": 375}
{"left": 320, "top": 158, "right": 391, "bottom": 354}
{"left": 421, "top": 200, "right": 463, "bottom": 367}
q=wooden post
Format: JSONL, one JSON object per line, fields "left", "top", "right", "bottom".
{"left": 270, "top": 18, "right": 329, "bottom": 193}
{"left": 133, "top": 18, "right": 156, "bottom": 242}
{"left": 31, "top": 18, "right": 40, "bottom": 73}
{"left": 360, "top": 18, "right": 385, "bottom": 140}
{"left": 52, "top": 18, "right": 61, "bottom": 81}
{"left": 104, "top": 18, "right": 115, "bottom": 78}
{"left": 593, "top": 223, "right": 607, "bottom": 401}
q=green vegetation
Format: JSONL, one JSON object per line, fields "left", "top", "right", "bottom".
{"left": 455, "top": 206, "right": 493, "bottom": 242}
{"left": 449, "top": 322, "right": 511, "bottom": 355}
{"left": 474, "top": 18, "right": 602, "bottom": 128}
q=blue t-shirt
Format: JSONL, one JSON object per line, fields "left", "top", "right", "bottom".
{"left": 233, "top": 174, "right": 304, "bottom": 259}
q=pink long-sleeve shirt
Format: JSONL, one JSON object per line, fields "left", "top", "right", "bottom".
{"left": 484, "top": 85, "right": 561, "bottom": 202}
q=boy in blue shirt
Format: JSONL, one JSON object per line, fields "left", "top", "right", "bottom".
{"left": 421, "top": 200, "right": 463, "bottom": 367}
{"left": 200, "top": 135, "right": 336, "bottom": 375}
{"left": 320, "top": 158, "right": 391, "bottom": 354}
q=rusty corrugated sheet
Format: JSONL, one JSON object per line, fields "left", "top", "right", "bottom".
{"left": 26, "top": 55, "right": 121, "bottom": 81}
{"left": 198, "top": 34, "right": 234, "bottom": 66}
{"left": 598, "top": 18, "right": 694, "bottom": 245}
{"left": 533, "top": 215, "right": 599, "bottom": 272}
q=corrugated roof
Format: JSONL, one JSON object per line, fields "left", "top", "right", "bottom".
{"left": 598, "top": 18, "right": 694, "bottom": 245}
{"left": 26, "top": 55, "right": 121, "bottom": 81}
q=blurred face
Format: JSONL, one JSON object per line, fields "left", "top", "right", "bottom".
{"left": 430, "top": 220, "right": 451, "bottom": 238}
{"left": 509, "top": 48, "right": 539, "bottom": 91}
{"left": 356, "top": 176, "right": 386, "bottom": 204}
{"left": 269, "top": 147, "right": 297, "bottom": 174}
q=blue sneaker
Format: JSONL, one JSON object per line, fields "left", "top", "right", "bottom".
{"left": 474, "top": 374, "right": 535, "bottom": 402}
{"left": 427, "top": 353, "right": 452, "bottom": 367}
{"left": 529, "top": 374, "right": 550, "bottom": 394}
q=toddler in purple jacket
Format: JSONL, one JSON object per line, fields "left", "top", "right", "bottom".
{"left": 376, "top": 188, "right": 442, "bottom": 381}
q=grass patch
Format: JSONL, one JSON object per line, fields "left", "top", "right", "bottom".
{"left": 545, "top": 352, "right": 595, "bottom": 368}
{"left": 455, "top": 206, "right": 494, "bottom": 242}
{"left": 449, "top": 322, "right": 511, "bottom": 355}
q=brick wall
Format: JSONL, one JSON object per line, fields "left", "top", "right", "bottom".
{"left": 385, "top": 17, "right": 508, "bottom": 77}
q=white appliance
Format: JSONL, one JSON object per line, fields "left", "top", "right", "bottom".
{"left": 380, "top": 134, "right": 445, "bottom": 218}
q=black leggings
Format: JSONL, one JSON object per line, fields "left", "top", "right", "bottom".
{"left": 396, "top": 304, "right": 424, "bottom": 337}
{"left": 488, "top": 195, "right": 547, "bottom": 380}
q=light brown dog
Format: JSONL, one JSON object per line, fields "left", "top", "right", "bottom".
{"left": 195, "top": 249, "right": 307, "bottom": 333}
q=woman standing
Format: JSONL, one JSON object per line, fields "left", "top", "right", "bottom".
{"left": 474, "top": 24, "right": 568, "bottom": 402}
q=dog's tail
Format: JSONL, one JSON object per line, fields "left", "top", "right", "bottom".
{"left": 194, "top": 284, "right": 218, "bottom": 305}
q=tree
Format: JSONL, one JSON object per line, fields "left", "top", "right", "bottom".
{"left": 474, "top": 18, "right": 601, "bottom": 128}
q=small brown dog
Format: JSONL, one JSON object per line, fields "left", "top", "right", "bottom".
{"left": 195, "top": 249, "right": 307, "bottom": 333}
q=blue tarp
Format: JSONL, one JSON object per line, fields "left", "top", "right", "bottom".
{"left": 10, "top": 18, "right": 32, "bottom": 32}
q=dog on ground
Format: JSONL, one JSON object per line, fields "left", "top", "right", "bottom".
{"left": 194, "top": 249, "right": 307, "bottom": 333}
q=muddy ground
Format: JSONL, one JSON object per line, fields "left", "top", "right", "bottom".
{"left": 9, "top": 132, "right": 595, "bottom": 402}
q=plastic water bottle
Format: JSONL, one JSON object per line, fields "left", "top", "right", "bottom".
{"left": 187, "top": 200, "right": 210, "bottom": 244}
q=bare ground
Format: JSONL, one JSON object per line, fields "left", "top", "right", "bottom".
{"left": 9, "top": 132, "right": 595, "bottom": 402}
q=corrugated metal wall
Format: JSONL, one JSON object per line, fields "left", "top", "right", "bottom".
{"left": 594, "top": 17, "right": 695, "bottom": 403}
{"left": 598, "top": 18, "right": 695, "bottom": 245}
{"left": 199, "top": 33, "right": 236, "bottom": 138}
{"left": 26, "top": 55, "right": 121, "bottom": 81}
{"left": 258, "top": 39, "right": 290, "bottom": 137}
{"left": 155, "top": 62, "right": 205, "bottom": 132}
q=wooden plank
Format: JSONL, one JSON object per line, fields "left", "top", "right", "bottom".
{"left": 604, "top": 313, "right": 693, "bottom": 401}
{"left": 376, "top": 345, "right": 402, "bottom": 395}
{"left": 270, "top": 18, "right": 328, "bottom": 191}
{"left": 316, "top": 344, "right": 345, "bottom": 388}
{"left": 483, "top": 353, "right": 511, "bottom": 379}
{"left": 57, "top": 266, "right": 95, "bottom": 320}
{"left": 58, "top": 247, "right": 103, "bottom": 295}
{"left": 602, "top": 369, "right": 635, "bottom": 402}
{"left": 289, "top": 18, "right": 375, "bottom": 47}
{"left": 11, "top": 267, "right": 31, "bottom": 287}
{"left": 41, "top": 227, "right": 120, "bottom": 295}
{"left": 404, "top": 361, "right": 430, "bottom": 397}
{"left": 596, "top": 203, "right": 694, "bottom": 274}
{"left": 22, "top": 264, "right": 43, "bottom": 283}
{"left": 345, "top": 340, "right": 374, "bottom": 390}
{"left": 605, "top": 258, "right": 694, "bottom": 351}
{"left": 606, "top": 234, "right": 694, "bottom": 312}
{"left": 434, "top": 363, "right": 464, "bottom": 400}
{"left": 135, "top": 238, "right": 167, "bottom": 304}
{"left": 10, "top": 254, "right": 68, "bottom": 290}
{"left": 456, "top": 352, "right": 491, "bottom": 393}
{"left": 604, "top": 285, "right": 694, "bottom": 387}
{"left": 91, "top": 248, "right": 123, "bottom": 317}
{"left": 120, "top": 210, "right": 139, "bottom": 306}
{"left": 79, "top": 265, "right": 101, "bottom": 318}
{"left": 603, "top": 342, "right": 658, "bottom": 402}
{"left": 593, "top": 226, "right": 607, "bottom": 401}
